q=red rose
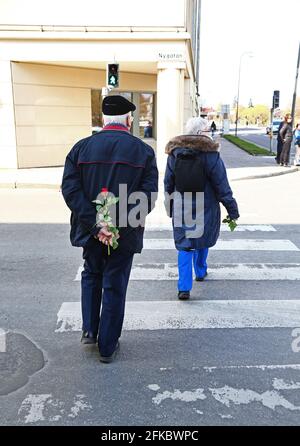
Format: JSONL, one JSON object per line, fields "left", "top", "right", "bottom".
{"left": 101, "top": 187, "right": 109, "bottom": 193}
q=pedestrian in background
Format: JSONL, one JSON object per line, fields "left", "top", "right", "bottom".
{"left": 164, "top": 117, "right": 239, "bottom": 300}
{"left": 293, "top": 122, "right": 300, "bottom": 166}
{"left": 62, "top": 95, "right": 158, "bottom": 363}
{"left": 144, "top": 120, "right": 153, "bottom": 138}
{"left": 279, "top": 114, "right": 293, "bottom": 167}
{"left": 276, "top": 118, "right": 285, "bottom": 164}
{"left": 210, "top": 120, "right": 217, "bottom": 137}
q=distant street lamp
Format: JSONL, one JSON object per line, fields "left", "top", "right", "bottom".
{"left": 235, "top": 52, "right": 253, "bottom": 137}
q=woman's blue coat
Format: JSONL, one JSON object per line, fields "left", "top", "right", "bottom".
{"left": 164, "top": 134, "right": 239, "bottom": 250}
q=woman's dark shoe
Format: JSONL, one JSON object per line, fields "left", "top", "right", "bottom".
{"left": 81, "top": 331, "right": 97, "bottom": 344}
{"left": 195, "top": 272, "right": 208, "bottom": 282}
{"left": 99, "top": 341, "right": 120, "bottom": 363}
{"left": 178, "top": 291, "right": 190, "bottom": 300}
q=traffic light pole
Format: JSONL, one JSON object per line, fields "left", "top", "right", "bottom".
{"left": 269, "top": 108, "right": 274, "bottom": 153}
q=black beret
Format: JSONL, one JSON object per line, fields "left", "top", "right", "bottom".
{"left": 102, "top": 95, "right": 136, "bottom": 115}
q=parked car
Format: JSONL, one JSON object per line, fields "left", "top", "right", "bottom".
{"left": 266, "top": 120, "right": 282, "bottom": 135}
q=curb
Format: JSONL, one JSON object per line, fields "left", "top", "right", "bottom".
{"left": 0, "top": 182, "right": 16, "bottom": 188}
{"left": 231, "top": 166, "right": 300, "bottom": 181}
{"left": 0, "top": 167, "right": 299, "bottom": 189}
{"left": 17, "top": 183, "right": 61, "bottom": 190}
{"left": 0, "top": 182, "right": 61, "bottom": 190}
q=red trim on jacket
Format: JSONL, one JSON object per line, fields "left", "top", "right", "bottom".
{"left": 102, "top": 124, "right": 129, "bottom": 132}
{"left": 77, "top": 160, "right": 145, "bottom": 169}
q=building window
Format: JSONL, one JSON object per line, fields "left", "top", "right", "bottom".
{"left": 91, "top": 89, "right": 103, "bottom": 133}
{"left": 91, "top": 90, "right": 155, "bottom": 139}
{"left": 139, "top": 93, "right": 154, "bottom": 139}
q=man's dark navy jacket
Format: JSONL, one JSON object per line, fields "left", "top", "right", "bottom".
{"left": 61, "top": 125, "right": 158, "bottom": 254}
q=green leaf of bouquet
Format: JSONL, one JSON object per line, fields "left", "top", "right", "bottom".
{"left": 109, "top": 197, "right": 119, "bottom": 205}
{"left": 112, "top": 240, "right": 119, "bottom": 249}
{"left": 229, "top": 220, "right": 237, "bottom": 231}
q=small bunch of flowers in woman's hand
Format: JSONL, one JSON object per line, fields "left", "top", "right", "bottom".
{"left": 222, "top": 215, "right": 238, "bottom": 232}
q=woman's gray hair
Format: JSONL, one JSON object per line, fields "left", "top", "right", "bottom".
{"left": 184, "top": 117, "right": 210, "bottom": 135}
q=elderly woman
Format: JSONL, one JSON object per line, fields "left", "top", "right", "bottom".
{"left": 164, "top": 117, "right": 239, "bottom": 300}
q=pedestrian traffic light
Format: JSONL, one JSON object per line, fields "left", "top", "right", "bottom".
{"left": 273, "top": 90, "right": 280, "bottom": 109}
{"left": 107, "top": 63, "right": 119, "bottom": 89}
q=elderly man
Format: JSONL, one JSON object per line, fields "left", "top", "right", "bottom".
{"left": 62, "top": 95, "right": 158, "bottom": 363}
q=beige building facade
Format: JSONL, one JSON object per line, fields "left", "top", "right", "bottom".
{"left": 0, "top": 0, "right": 201, "bottom": 170}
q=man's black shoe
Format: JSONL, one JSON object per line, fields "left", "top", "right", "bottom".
{"left": 195, "top": 272, "right": 208, "bottom": 282}
{"left": 178, "top": 291, "right": 190, "bottom": 300}
{"left": 99, "top": 341, "right": 120, "bottom": 363}
{"left": 81, "top": 331, "right": 97, "bottom": 344}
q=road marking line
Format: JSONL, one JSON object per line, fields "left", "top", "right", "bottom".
{"left": 18, "top": 394, "right": 52, "bottom": 424}
{"left": 131, "top": 263, "right": 300, "bottom": 281}
{"left": 143, "top": 239, "right": 298, "bottom": 251}
{"left": 273, "top": 378, "right": 300, "bottom": 390}
{"left": 160, "top": 364, "right": 300, "bottom": 372}
{"left": 210, "top": 385, "right": 300, "bottom": 411}
{"left": 56, "top": 299, "right": 300, "bottom": 332}
{"left": 147, "top": 383, "right": 300, "bottom": 411}
{"left": 75, "top": 263, "right": 300, "bottom": 281}
{"left": 18, "top": 394, "right": 92, "bottom": 424}
{"left": 0, "top": 329, "right": 6, "bottom": 352}
{"left": 223, "top": 225, "right": 276, "bottom": 232}
{"left": 75, "top": 266, "right": 83, "bottom": 281}
{"left": 149, "top": 387, "right": 207, "bottom": 405}
{"left": 146, "top": 224, "right": 276, "bottom": 232}
{"left": 203, "top": 364, "right": 300, "bottom": 372}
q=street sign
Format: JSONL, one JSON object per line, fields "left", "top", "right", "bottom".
{"left": 221, "top": 104, "right": 230, "bottom": 114}
{"left": 107, "top": 63, "right": 119, "bottom": 89}
{"left": 272, "top": 90, "right": 280, "bottom": 109}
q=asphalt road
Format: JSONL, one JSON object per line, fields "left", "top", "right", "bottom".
{"left": 1, "top": 223, "right": 300, "bottom": 426}
{"left": 230, "top": 127, "right": 277, "bottom": 152}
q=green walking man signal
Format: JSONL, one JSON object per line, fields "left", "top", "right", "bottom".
{"left": 107, "top": 63, "right": 119, "bottom": 89}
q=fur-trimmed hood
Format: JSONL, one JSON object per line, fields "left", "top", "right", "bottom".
{"left": 165, "top": 135, "right": 219, "bottom": 154}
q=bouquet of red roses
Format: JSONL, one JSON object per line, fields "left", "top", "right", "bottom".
{"left": 93, "top": 188, "right": 120, "bottom": 255}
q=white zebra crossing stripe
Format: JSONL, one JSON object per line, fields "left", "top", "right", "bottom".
{"left": 143, "top": 239, "right": 299, "bottom": 251}
{"left": 146, "top": 224, "right": 276, "bottom": 232}
{"left": 220, "top": 225, "right": 276, "bottom": 232}
{"left": 56, "top": 300, "right": 300, "bottom": 332}
{"left": 130, "top": 263, "right": 300, "bottom": 281}
{"left": 75, "top": 263, "right": 300, "bottom": 281}
{"left": 75, "top": 267, "right": 83, "bottom": 281}
{"left": 203, "top": 364, "right": 300, "bottom": 372}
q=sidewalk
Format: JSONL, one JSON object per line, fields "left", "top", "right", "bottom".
{"left": 0, "top": 138, "right": 299, "bottom": 189}
{"left": 220, "top": 138, "right": 300, "bottom": 181}
{"left": 0, "top": 166, "right": 63, "bottom": 189}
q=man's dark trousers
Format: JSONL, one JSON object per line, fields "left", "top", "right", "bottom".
{"left": 81, "top": 238, "right": 134, "bottom": 357}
